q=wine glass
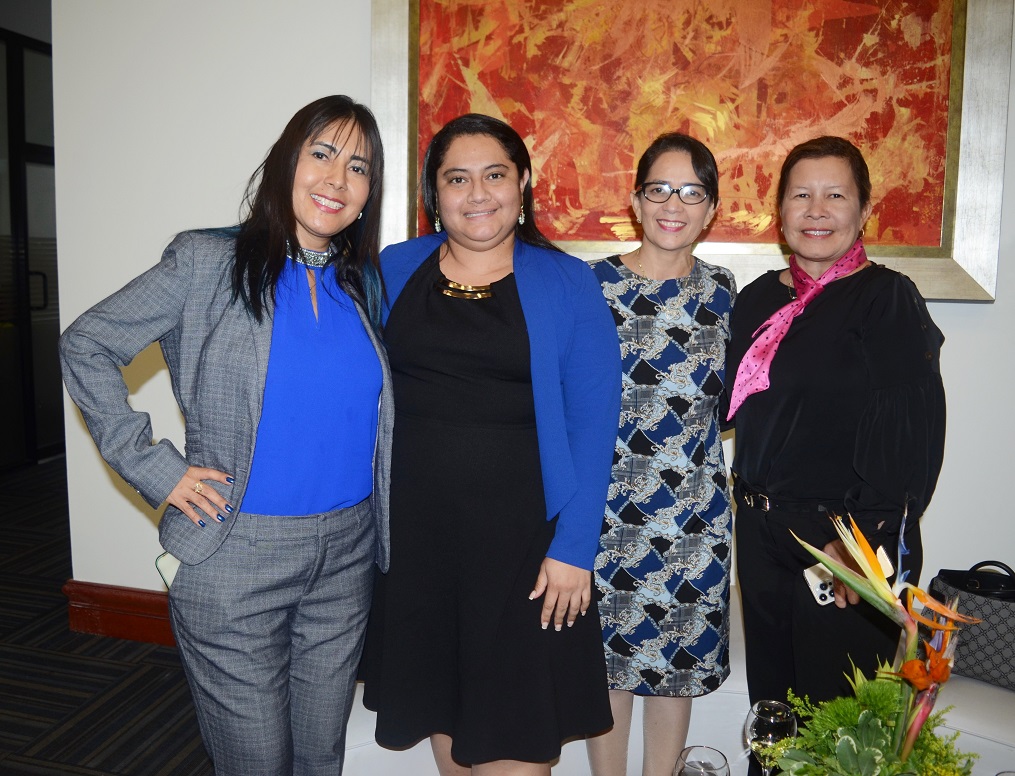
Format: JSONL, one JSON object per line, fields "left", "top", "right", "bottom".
{"left": 674, "top": 745, "right": 730, "bottom": 776}
{"left": 744, "top": 700, "right": 797, "bottom": 776}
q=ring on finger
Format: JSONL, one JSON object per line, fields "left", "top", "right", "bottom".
{"left": 193, "top": 482, "right": 204, "bottom": 495}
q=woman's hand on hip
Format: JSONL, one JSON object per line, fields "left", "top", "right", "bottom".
{"left": 529, "top": 557, "right": 592, "bottom": 631}
{"left": 822, "top": 538, "right": 862, "bottom": 608}
{"left": 166, "top": 466, "right": 234, "bottom": 528}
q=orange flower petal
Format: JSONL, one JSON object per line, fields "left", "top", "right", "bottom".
{"left": 909, "top": 587, "right": 980, "bottom": 624}
{"left": 908, "top": 605, "right": 961, "bottom": 632}
{"left": 848, "top": 516, "right": 889, "bottom": 585}
{"left": 893, "top": 659, "right": 933, "bottom": 691}
{"left": 926, "top": 642, "right": 952, "bottom": 684}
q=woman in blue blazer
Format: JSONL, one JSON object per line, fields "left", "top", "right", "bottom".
{"left": 361, "top": 114, "right": 621, "bottom": 775}
{"left": 60, "top": 96, "right": 392, "bottom": 776}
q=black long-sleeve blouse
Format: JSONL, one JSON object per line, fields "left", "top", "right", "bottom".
{"left": 725, "top": 264, "right": 945, "bottom": 546}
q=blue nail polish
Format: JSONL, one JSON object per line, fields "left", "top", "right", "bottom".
{"left": 216, "top": 514, "right": 225, "bottom": 522}
{"left": 198, "top": 519, "right": 206, "bottom": 527}
{"left": 226, "top": 477, "right": 235, "bottom": 484}
{"left": 225, "top": 504, "right": 234, "bottom": 513}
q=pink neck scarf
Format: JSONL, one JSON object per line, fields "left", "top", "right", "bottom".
{"left": 726, "top": 238, "right": 868, "bottom": 420}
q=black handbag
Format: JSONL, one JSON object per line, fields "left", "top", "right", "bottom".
{"left": 929, "top": 561, "right": 1015, "bottom": 690}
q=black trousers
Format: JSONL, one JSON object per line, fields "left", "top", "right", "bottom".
{"left": 734, "top": 495, "right": 922, "bottom": 774}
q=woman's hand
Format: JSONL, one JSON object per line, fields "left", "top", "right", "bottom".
{"left": 166, "top": 466, "right": 234, "bottom": 527}
{"left": 529, "top": 557, "right": 592, "bottom": 631}
{"left": 822, "top": 539, "right": 862, "bottom": 608}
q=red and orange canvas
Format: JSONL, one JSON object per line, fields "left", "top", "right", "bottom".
{"left": 418, "top": 0, "right": 956, "bottom": 247}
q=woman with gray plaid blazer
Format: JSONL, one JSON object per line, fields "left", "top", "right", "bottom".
{"left": 60, "top": 96, "right": 393, "bottom": 776}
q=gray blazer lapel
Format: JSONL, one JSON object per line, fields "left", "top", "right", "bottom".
{"left": 248, "top": 296, "right": 274, "bottom": 426}
{"left": 353, "top": 301, "right": 392, "bottom": 572}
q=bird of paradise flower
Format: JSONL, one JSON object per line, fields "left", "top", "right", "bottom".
{"left": 792, "top": 514, "right": 979, "bottom": 764}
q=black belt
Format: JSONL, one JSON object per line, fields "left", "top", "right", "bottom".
{"left": 733, "top": 475, "right": 843, "bottom": 515}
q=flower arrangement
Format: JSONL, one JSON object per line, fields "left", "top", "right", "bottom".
{"left": 775, "top": 515, "right": 979, "bottom": 775}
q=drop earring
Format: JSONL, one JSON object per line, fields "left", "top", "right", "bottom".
{"left": 435, "top": 214, "right": 442, "bottom": 233}
{"left": 518, "top": 206, "right": 525, "bottom": 226}
{"left": 357, "top": 212, "right": 363, "bottom": 220}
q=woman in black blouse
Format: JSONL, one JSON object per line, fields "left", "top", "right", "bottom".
{"left": 725, "top": 137, "right": 945, "bottom": 722}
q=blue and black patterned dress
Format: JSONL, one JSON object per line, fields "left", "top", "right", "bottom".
{"left": 592, "top": 254, "right": 736, "bottom": 697}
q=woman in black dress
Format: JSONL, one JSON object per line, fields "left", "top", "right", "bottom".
{"left": 361, "top": 114, "right": 621, "bottom": 775}
{"left": 725, "top": 137, "right": 946, "bottom": 737}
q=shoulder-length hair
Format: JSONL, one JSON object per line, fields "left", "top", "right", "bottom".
{"left": 233, "top": 95, "right": 385, "bottom": 327}
{"left": 634, "top": 132, "right": 720, "bottom": 206}
{"left": 419, "top": 113, "right": 561, "bottom": 254}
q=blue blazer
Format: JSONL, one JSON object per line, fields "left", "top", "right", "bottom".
{"left": 381, "top": 233, "right": 621, "bottom": 569}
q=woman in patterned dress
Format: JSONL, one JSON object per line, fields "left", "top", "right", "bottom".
{"left": 585, "top": 133, "right": 736, "bottom": 776}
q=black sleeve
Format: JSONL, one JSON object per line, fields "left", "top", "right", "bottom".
{"left": 845, "top": 274, "right": 946, "bottom": 542}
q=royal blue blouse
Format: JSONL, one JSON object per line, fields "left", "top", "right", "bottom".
{"left": 242, "top": 260, "right": 382, "bottom": 515}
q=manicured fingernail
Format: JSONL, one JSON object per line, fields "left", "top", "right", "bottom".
{"left": 581, "top": 610, "right": 588, "bottom": 616}
{"left": 225, "top": 504, "right": 233, "bottom": 513}
{"left": 198, "top": 519, "right": 206, "bottom": 527}
{"left": 541, "top": 622, "right": 548, "bottom": 630}
{"left": 567, "top": 621, "right": 575, "bottom": 628}
{"left": 226, "top": 477, "right": 235, "bottom": 484}
{"left": 528, "top": 593, "right": 535, "bottom": 600}
{"left": 555, "top": 624, "right": 562, "bottom": 632}
{"left": 216, "top": 514, "right": 225, "bottom": 522}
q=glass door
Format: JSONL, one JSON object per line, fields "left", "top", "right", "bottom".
{"left": 0, "top": 41, "right": 28, "bottom": 467}
{"left": 0, "top": 32, "right": 57, "bottom": 469}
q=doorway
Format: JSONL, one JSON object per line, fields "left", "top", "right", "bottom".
{"left": 0, "top": 29, "right": 58, "bottom": 470}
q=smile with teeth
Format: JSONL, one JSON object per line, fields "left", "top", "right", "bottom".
{"left": 656, "top": 219, "right": 686, "bottom": 229}
{"left": 311, "top": 193, "right": 344, "bottom": 211}
{"left": 464, "top": 209, "right": 497, "bottom": 218}
{"left": 803, "top": 229, "right": 833, "bottom": 236}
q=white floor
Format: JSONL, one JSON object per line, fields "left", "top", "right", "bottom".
{"left": 344, "top": 594, "right": 1015, "bottom": 775}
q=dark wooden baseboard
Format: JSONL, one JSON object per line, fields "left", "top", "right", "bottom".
{"left": 63, "top": 579, "right": 175, "bottom": 646}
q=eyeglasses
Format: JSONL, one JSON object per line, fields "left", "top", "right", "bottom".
{"left": 638, "top": 182, "right": 709, "bottom": 205}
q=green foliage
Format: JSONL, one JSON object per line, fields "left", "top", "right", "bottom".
{"left": 778, "top": 687, "right": 976, "bottom": 776}
{"left": 902, "top": 711, "right": 977, "bottom": 776}
{"left": 855, "top": 674, "right": 907, "bottom": 718}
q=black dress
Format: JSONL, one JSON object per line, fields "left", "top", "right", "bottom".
{"left": 361, "top": 252, "right": 612, "bottom": 765}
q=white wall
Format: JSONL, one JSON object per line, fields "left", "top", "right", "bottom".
{"left": 54, "top": 0, "right": 372, "bottom": 587}
{"left": 55, "top": 0, "right": 1015, "bottom": 595}
{"left": 922, "top": 87, "right": 1015, "bottom": 580}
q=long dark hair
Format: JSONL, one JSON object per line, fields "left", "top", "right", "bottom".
{"left": 420, "top": 113, "right": 561, "bottom": 254}
{"left": 232, "top": 95, "right": 385, "bottom": 327}
{"left": 634, "top": 132, "right": 720, "bottom": 205}
{"left": 777, "top": 135, "right": 871, "bottom": 211}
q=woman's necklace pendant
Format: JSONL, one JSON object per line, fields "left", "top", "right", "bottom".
{"left": 436, "top": 245, "right": 498, "bottom": 299}
{"left": 435, "top": 271, "right": 494, "bottom": 300}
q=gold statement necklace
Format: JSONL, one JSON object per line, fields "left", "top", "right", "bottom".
{"left": 434, "top": 244, "right": 498, "bottom": 300}
{"left": 434, "top": 272, "right": 494, "bottom": 300}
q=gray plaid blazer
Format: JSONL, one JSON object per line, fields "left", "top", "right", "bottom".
{"left": 60, "top": 229, "right": 392, "bottom": 570}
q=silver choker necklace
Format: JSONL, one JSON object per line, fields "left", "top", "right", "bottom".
{"left": 291, "top": 246, "right": 334, "bottom": 267}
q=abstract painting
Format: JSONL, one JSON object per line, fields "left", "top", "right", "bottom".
{"left": 417, "top": 0, "right": 957, "bottom": 249}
